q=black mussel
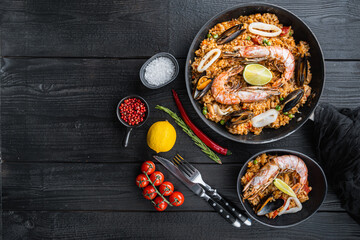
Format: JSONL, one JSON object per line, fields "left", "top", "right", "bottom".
{"left": 256, "top": 197, "right": 285, "bottom": 216}
{"left": 295, "top": 56, "right": 308, "bottom": 87}
{"left": 282, "top": 89, "right": 304, "bottom": 113}
{"left": 226, "top": 110, "right": 254, "bottom": 127}
{"left": 193, "top": 76, "right": 213, "bottom": 101}
{"left": 216, "top": 24, "right": 245, "bottom": 45}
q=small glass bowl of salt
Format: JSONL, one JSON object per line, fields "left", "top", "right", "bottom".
{"left": 140, "top": 52, "right": 179, "bottom": 89}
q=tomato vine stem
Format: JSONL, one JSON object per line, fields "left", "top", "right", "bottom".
{"left": 144, "top": 173, "right": 173, "bottom": 206}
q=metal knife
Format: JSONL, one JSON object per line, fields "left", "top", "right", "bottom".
{"left": 153, "top": 155, "right": 241, "bottom": 228}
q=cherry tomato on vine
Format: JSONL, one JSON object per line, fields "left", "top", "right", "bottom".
{"left": 150, "top": 171, "right": 164, "bottom": 186}
{"left": 141, "top": 161, "right": 156, "bottom": 175}
{"left": 153, "top": 196, "right": 168, "bottom": 211}
{"left": 169, "top": 191, "right": 184, "bottom": 206}
{"left": 143, "top": 185, "right": 157, "bottom": 200}
{"left": 136, "top": 174, "right": 149, "bottom": 188}
{"left": 159, "top": 181, "right": 174, "bottom": 196}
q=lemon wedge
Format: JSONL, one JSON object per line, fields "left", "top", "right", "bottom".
{"left": 243, "top": 64, "right": 272, "bottom": 86}
{"left": 273, "top": 178, "right": 297, "bottom": 198}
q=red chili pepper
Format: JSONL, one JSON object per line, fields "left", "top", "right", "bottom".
{"left": 172, "top": 89, "right": 231, "bottom": 156}
{"left": 280, "top": 26, "right": 290, "bottom": 36}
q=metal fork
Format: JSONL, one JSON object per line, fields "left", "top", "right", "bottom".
{"left": 172, "top": 154, "right": 215, "bottom": 193}
{"left": 172, "top": 154, "right": 251, "bottom": 226}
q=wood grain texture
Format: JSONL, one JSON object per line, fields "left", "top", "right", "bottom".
{"left": 1, "top": 1, "right": 360, "bottom": 238}
{"left": 2, "top": 162, "right": 343, "bottom": 212}
{"left": 320, "top": 61, "right": 360, "bottom": 107}
{"left": 0, "top": 163, "right": 2, "bottom": 236}
{"left": 1, "top": 0, "right": 359, "bottom": 59}
{"left": 0, "top": 0, "right": 170, "bottom": 58}
{"left": 1, "top": 58, "right": 359, "bottom": 163}
{"left": 3, "top": 211, "right": 360, "bottom": 240}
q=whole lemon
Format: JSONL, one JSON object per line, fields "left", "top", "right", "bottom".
{"left": 147, "top": 120, "right": 176, "bottom": 153}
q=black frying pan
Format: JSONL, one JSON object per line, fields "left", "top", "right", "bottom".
{"left": 185, "top": 3, "right": 325, "bottom": 144}
{"left": 237, "top": 149, "right": 327, "bottom": 228}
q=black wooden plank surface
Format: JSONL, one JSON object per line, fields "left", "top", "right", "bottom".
{"left": 0, "top": 163, "right": 2, "bottom": 236}
{"left": 0, "top": 0, "right": 170, "bottom": 58}
{"left": 2, "top": 162, "right": 344, "bottom": 212}
{"left": 1, "top": 0, "right": 360, "bottom": 239}
{"left": 1, "top": 0, "right": 360, "bottom": 59}
{"left": 3, "top": 211, "right": 360, "bottom": 240}
{"left": 1, "top": 58, "right": 359, "bottom": 163}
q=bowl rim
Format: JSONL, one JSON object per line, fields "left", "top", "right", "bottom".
{"left": 185, "top": 2, "right": 325, "bottom": 144}
{"left": 140, "top": 52, "right": 179, "bottom": 89}
{"left": 236, "top": 148, "right": 328, "bottom": 228}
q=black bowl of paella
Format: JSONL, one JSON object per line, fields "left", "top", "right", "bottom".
{"left": 237, "top": 149, "right": 327, "bottom": 228}
{"left": 185, "top": 3, "right": 325, "bottom": 144}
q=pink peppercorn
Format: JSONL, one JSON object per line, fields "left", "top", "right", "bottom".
{"left": 119, "top": 98, "right": 147, "bottom": 126}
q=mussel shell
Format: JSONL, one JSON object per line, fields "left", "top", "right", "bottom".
{"left": 216, "top": 24, "right": 245, "bottom": 45}
{"left": 196, "top": 76, "right": 212, "bottom": 90}
{"left": 193, "top": 76, "right": 213, "bottom": 101}
{"left": 282, "top": 89, "right": 304, "bottom": 113}
{"left": 295, "top": 56, "right": 308, "bottom": 87}
{"left": 226, "top": 110, "right": 254, "bottom": 127}
{"left": 257, "top": 197, "right": 285, "bottom": 216}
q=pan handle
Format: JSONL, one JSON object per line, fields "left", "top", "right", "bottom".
{"left": 123, "top": 128, "right": 133, "bottom": 147}
{"left": 309, "top": 112, "right": 315, "bottom": 121}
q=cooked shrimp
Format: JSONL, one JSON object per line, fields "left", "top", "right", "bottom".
{"left": 223, "top": 45, "right": 295, "bottom": 87}
{"left": 243, "top": 155, "right": 308, "bottom": 200}
{"left": 211, "top": 66, "right": 280, "bottom": 104}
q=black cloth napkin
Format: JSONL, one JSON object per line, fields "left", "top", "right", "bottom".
{"left": 314, "top": 103, "right": 360, "bottom": 224}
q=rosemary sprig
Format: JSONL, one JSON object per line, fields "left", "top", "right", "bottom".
{"left": 156, "top": 105, "right": 222, "bottom": 164}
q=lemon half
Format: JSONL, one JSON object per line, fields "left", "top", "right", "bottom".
{"left": 243, "top": 64, "right": 273, "bottom": 86}
{"left": 147, "top": 120, "right": 176, "bottom": 153}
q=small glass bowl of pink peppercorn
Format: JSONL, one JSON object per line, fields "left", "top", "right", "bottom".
{"left": 116, "top": 95, "right": 149, "bottom": 147}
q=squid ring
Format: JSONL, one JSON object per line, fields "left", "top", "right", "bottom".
{"left": 197, "top": 48, "right": 221, "bottom": 73}
{"left": 249, "top": 22, "right": 282, "bottom": 37}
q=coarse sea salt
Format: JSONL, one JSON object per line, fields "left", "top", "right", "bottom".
{"left": 144, "top": 57, "right": 175, "bottom": 86}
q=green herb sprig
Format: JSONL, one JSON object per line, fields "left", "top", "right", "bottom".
{"left": 156, "top": 105, "right": 221, "bottom": 164}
